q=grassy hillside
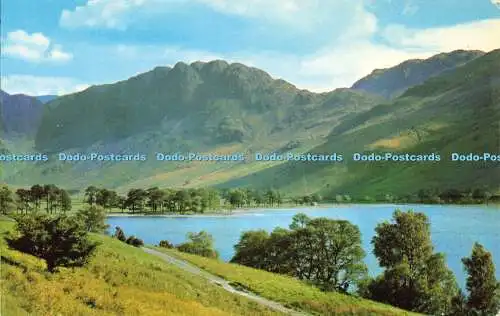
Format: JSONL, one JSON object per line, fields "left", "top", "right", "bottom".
{"left": 0, "top": 218, "right": 416, "bottom": 315}
{"left": 155, "top": 248, "right": 419, "bottom": 316}
{"left": 0, "top": 218, "right": 280, "bottom": 316}
{"left": 219, "top": 49, "right": 500, "bottom": 197}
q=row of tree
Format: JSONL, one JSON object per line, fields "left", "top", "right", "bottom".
{"left": 328, "top": 188, "right": 499, "bottom": 204}
{"left": 230, "top": 210, "right": 500, "bottom": 315}
{"left": 84, "top": 185, "right": 222, "bottom": 213}
{"left": 2, "top": 183, "right": 498, "bottom": 216}
{"left": 84, "top": 186, "right": 285, "bottom": 212}
{"left": 0, "top": 184, "right": 72, "bottom": 215}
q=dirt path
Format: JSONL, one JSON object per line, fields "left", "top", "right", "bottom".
{"left": 142, "top": 247, "right": 309, "bottom": 316}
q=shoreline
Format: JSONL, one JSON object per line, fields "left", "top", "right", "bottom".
{"left": 106, "top": 203, "right": 499, "bottom": 217}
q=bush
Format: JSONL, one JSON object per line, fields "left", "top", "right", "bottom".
{"left": 113, "top": 226, "right": 126, "bottom": 241}
{"left": 6, "top": 213, "right": 98, "bottom": 272}
{"left": 159, "top": 240, "right": 174, "bottom": 248}
{"left": 176, "top": 231, "right": 219, "bottom": 259}
{"left": 126, "top": 235, "right": 144, "bottom": 247}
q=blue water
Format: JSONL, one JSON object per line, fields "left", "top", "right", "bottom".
{"left": 107, "top": 204, "right": 500, "bottom": 288}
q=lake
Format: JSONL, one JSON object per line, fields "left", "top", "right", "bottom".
{"left": 107, "top": 204, "right": 500, "bottom": 288}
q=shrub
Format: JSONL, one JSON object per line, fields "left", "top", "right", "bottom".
{"left": 176, "top": 231, "right": 219, "bottom": 259}
{"left": 159, "top": 240, "right": 174, "bottom": 248}
{"left": 6, "top": 213, "right": 98, "bottom": 272}
{"left": 126, "top": 236, "right": 144, "bottom": 247}
{"left": 113, "top": 226, "right": 126, "bottom": 241}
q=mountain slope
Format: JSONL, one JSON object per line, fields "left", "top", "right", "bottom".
{"left": 351, "top": 50, "right": 484, "bottom": 98}
{"left": 36, "top": 95, "right": 58, "bottom": 104}
{"left": 219, "top": 49, "right": 500, "bottom": 197}
{"left": 0, "top": 90, "right": 45, "bottom": 138}
{"left": 6, "top": 61, "right": 382, "bottom": 189}
{"left": 34, "top": 61, "right": 325, "bottom": 152}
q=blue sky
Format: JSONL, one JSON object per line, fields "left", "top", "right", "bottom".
{"left": 1, "top": 0, "right": 499, "bottom": 95}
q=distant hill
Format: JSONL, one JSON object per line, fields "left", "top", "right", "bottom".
{"left": 351, "top": 50, "right": 484, "bottom": 98}
{"left": 36, "top": 95, "right": 58, "bottom": 104}
{"left": 34, "top": 61, "right": 330, "bottom": 151}
{"left": 0, "top": 90, "right": 45, "bottom": 138}
{"left": 6, "top": 61, "right": 382, "bottom": 189}
{"left": 220, "top": 49, "right": 500, "bottom": 197}
{"left": 4, "top": 49, "right": 497, "bottom": 196}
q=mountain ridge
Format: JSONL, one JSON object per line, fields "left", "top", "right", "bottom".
{"left": 4, "top": 49, "right": 497, "bottom": 197}
{"left": 351, "top": 49, "right": 485, "bottom": 98}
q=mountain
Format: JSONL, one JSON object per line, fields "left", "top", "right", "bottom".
{"left": 219, "top": 49, "right": 500, "bottom": 197}
{"left": 36, "top": 61, "right": 371, "bottom": 152}
{"left": 0, "top": 90, "right": 45, "bottom": 138}
{"left": 351, "top": 50, "right": 485, "bottom": 98}
{"left": 4, "top": 49, "right": 497, "bottom": 196}
{"left": 36, "top": 95, "right": 58, "bottom": 104}
{"left": 6, "top": 61, "right": 382, "bottom": 189}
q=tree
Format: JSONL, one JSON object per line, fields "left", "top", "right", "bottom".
{"left": 231, "top": 230, "right": 270, "bottom": 269}
{"left": 126, "top": 188, "right": 147, "bottom": 213}
{"left": 6, "top": 213, "right": 98, "bottom": 272}
{"left": 43, "top": 184, "right": 58, "bottom": 213}
{"left": 174, "top": 189, "right": 190, "bottom": 213}
{"left": 146, "top": 187, "right": 164, "bottom": 213}
{"left": 462, "top": 243, "right": 500, "bottom": 315}
{"left": 15, "top": 189, "right": 32, "bottom": 214}
{"left": 364, "top": 210, "right": 458, "bottom": 315}
{"left": 228, "top": 189, "right": 246, "bottom": 208}
{"left": 30, "top": 184, "right": 45, "bottom": 211}
{"left": 115, "top": 195, "right": 127, "bottom": 213}
{"left": 289, "top": 215, "right": 367, "bottom": 292}
{"left": 0, "top": 185, "right": 16, "bottom": 214}
{"left": 231, "top": 213, "right": 367, "bottom": 293}
{"left": 84, "top": 186, "right": 99, "bottom": 206}
{"left": 96, "top": 188, "right": 118, "bottom": 210}
{"left": 177, "top": 231, "right": 218, "bottom": 258}
{"left": 57, "top": 189, "right": 72, "bottom": 213}
{"left": 76, "top": 205, "right": 109, "bottom": 233}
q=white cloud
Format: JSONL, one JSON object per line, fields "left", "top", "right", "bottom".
{"left": 2, "top": 30, "right": 73, "bottom": 63}
{"left": 56, "top": 1, "right": 500, "bottom": 93}
{"left": 1, "top": 75, "right": 90, "bottom": 96}
{"left": 492, "top": 0, "right": 500, "bottom": 9}
{"left": 382, "top": 19, "right": 500, "bottom": 53}
{"left": 98, "top": 17, "right": 500, "bottom": 92}
{"left": 60, "top": 0, "right": 180, "bottom": 29}
{"left": 291, "top": 19, "right": 500, "bottom": 91}
{"left": 59, "top": 0, "right": 375, "bottom": 36}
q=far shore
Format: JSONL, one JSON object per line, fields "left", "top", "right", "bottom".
{"left": 106, "top": 202, "right": 499, "bottom": 217}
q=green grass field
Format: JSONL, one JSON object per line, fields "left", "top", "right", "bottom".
{"left": 0, "top": 218, "right": 281, "bottom": 316}
{"left": 0, "top": 217, "right": 420, "bottom": 315}
{"left": 155, "top": 248, "right": 421, "bottom": 316}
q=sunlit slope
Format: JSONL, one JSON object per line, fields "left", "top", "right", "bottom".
{"left": 219, "top": 49, "right": 500, "bottom": 197}
{"left": 0, "top": 219, "right": 281, "bottom": 316}
{"left": 157, "top": 248, "right": 419, "bottom": 316}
